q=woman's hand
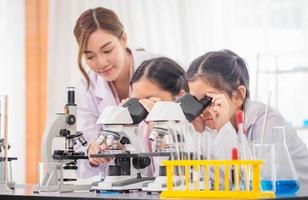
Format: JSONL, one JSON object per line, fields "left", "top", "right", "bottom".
{"left": 191, "top": 115, "right": 206, "bottom": 133}
{"left": 206, "top": 93, "right": 231, "bottom": 130}
{"left": 87, "top": 141, "right": 111, "bottom": 167}
{"left": 138, "top": 97, "right": 161, "bottom": 112}
{"left": 119, "top": 98, "right": 129, "bottom": 106}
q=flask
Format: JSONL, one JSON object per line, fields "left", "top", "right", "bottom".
{"left": 272, "top": 126, "right": 300, "bottom": 196}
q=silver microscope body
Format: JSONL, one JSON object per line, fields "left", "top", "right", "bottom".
{"left": 142, "top": 94, "right": 213, "bottom": 193}
{"left": 92, "top": 99, "right": 155, "bottom": 191}
{"left": 35, "top": 87, "right": 91, "bottom": 193}
{"left": 142, "top": 101, "right": 189, "bottom": 193}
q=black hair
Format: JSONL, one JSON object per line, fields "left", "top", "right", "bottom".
{"left": 130, "top": 57, "right": 189, "bottom": 96}
{"left": 186, "top": 49, "right": 250, "bottom": 98}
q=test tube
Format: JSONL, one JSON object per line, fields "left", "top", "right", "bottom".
{"left": 0, "top": 95, "right": 9, "bottom": 190}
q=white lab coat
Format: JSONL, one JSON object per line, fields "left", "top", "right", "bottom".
{"left": 193, "top": 122, "right": 239, "bottom": 160}
{"left": 243, "top": 99, "right": 308, "bottom": 196}
{"left": 75, "top": 49, "right": 158, "bottom": 178}
{"left": 203, "top": 122, "right": 239, "bottom": 160}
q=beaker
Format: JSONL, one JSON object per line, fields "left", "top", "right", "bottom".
{"left": 37, "top": 162, "right": 63, "bottom": 192}
{"left": 272, "top": 126, "right": 300, "bottom": 196}
{"left": 250, "top": 142, "right": 276, "bottom": 192}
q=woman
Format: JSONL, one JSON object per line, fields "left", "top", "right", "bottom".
{"left": 73, "top": 7, "right": 157, "bottom": 178}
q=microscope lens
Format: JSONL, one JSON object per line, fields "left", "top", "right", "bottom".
{"left": 106, "top": 135, "right": 114, "bottom": 146}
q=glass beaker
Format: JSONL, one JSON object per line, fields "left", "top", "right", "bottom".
{"left": 250, "top": 142, "right": 276, "bottom": 192}
{"left": 37, "top": 162, "right": 62, "bottom": 192}
{"left": 272, "top": 126, "right": 300, "bottom": 196}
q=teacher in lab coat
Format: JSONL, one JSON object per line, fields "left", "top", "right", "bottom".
{"left": 73, "top": 7, "right": 157, "bottom": 178}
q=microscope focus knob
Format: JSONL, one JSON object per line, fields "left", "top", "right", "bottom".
{"left": 132, "top": 156, "right": 151, "bottom": 169}
{"left": 77, "top": 134, "right": 88, "bottom": 146}
{"left": 59, "top": 129, "right": 70, "bottom": 137}
{"left": 66, "top": 114, "right": 76, "bottom": 125}
{"left": 120, "top": 136, "right": 130, "bottom": 145}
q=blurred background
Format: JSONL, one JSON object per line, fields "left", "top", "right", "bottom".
{"left": 0, "top": 0, "right": 307, "bottom": 184}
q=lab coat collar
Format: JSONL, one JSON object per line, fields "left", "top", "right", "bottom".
{"left": 94, "top": 75, "right": 110, "bottom": 100}
{"left": 243, "top": 98, "right": 259, "bottom": 131}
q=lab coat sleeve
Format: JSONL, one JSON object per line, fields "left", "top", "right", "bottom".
{"left": 251, "top": 108, "right": 308, "bottom": 196}
{"left": 211, "top": 122, "right": 239, "bottom": 160}
{"left": 75, "top": 78, "right": 107, "bottom": 178}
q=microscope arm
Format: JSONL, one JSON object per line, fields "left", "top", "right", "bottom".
{"left": 41, "top": 114, "right": 66, "bottom": 162}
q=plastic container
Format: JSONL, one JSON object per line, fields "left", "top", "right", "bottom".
{"left": 160, "top": 159, "right": 274, "bottom": 199}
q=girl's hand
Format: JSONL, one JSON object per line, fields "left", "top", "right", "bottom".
{"left": 87, "top": 141, "right": 111, "bottom": 167}
{"left": 206, "top": 93, "right": 231, "bottom": 130}
{"left": 119, "top": 98, "right": 129, "bottom": 106}
{"left": 191, "top": 115, "right": 206, "bottom": 133}
{"left": 138, "top": 97, "right": 161, "bottom": 112}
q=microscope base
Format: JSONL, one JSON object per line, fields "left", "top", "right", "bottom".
{"left": 7, "top": 181, "right": 15, "bottom": 189}
{"left": 93, "top": 176, "right": 155, "bottom": 192}
{"left": 142, "top": 176, "right": 185, "bottom": 193}
{"left": 33, "top": 183, "right": 91, "bottom": 193}
{"left": 0, "top": 183, "right": 13, "bottom": 193}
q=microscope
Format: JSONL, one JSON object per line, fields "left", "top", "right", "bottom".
{"left": 0, "top": 95, "right": 17, "bottom": 193}
{"left": 141, "top": 101, "right": 188, "bottom": 193}
{"left": 34, "top": 87, "right": 91, "bottom": 192}
{"left": 142, "top": 94, "right": 212, "bottom": 193}
{"left": 92, "top": 98, "right": 156, "bottom": 191}
{"left": 147, "top": 93, "right": 212, "bottom": 154}
{"left": 0, "top": 139, "right": 17, "bottom": 191}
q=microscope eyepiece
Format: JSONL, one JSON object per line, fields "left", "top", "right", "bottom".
{"left": 176, "top": 93, "right": 212, "bottom": 121}
{"left": 122, "top": 98, "right": 148, "bottom": 125}
{"left": 67, "top": 87, "right": 76, "bottom": 105}
{"left": 199, "top": 96, "right": 212, "bottom": 108}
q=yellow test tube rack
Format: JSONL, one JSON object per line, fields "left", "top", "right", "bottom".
{"left": 160, "top": 160, "right": 274, "bottom": 199}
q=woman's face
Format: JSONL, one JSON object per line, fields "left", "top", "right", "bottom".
{"left": 83, "top": 29, "right": 127, "bottom": 81}
{"left": 131, "top": 78, "right": 174, "bottom": 101}
{"left": 188, "top": 78, "right": 236, "bottom": 129}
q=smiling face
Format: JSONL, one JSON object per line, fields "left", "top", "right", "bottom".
{"left": 188, "top": 78, "right": 237, "bottom": 129}
{"left": 131, "top": 78, "right": 175, "bottom": 101}
{"left": 83, "top": 29, "right": 127, "bottom": 81}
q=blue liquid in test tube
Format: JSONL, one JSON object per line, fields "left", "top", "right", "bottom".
{"left": 261, "top": 180, "right": 273, "bottom": 191}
